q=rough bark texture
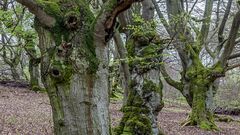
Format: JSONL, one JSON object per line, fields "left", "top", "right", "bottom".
{"left": 16, "top": 0, "right": 142, "bottom": 134}
{"left": 33, "top": 2, "right": 110, "bottom": 134}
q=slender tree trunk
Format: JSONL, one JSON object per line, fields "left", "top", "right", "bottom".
{"left": 24, "top": 34, "right": 42, "bottom": 91}
{"left": 11, "top": 65, "right": 20, "bottom": 80}
{"left": 29, "top": 58, "right": 41, "bottom": 91}
{"left": 113, "top": 31, "right": 130, "bottom": 104}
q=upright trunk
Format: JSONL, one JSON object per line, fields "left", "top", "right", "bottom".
{"left": 113, "top": 31, "right": 130, "bottom": 104}
{"left": 16, "top": 0, "right": 144, "bottom": 134}
{"left": 29, "top": 58, "right": 41, "bottom": 91}
{"left": 181, "top": 62, "right": 222, "bottom": 130}
{"left": 32, "top": 1, "right": 111, "bottom": 133}
{"left": 36, "top": 22, "right": 110, "bottom": 135}
{"left": 11, "top": 65, "right": 20, "bottom": 80}
{"left": 115, "top": 12, "right": 164, "bottom": 134}
{"left": 115, "top": 69, "right": 164, "bottom": 135}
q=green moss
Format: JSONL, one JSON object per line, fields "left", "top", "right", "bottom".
{"left": 188, "top": 84, "right": 219, "bottom": 131}
{"left": 105, "top": 0, "right": 118, "bottom": 11}
{"left": 32, "top": 85, "right": 41, "bottom": 92}
{"left": 114, "top": 110, "right": 152, "bottom": 135}
{"left": 142, "top": 79, "right": 162, "bottom": 96}
{"left": 211, "top": 62, "right": 224, "bottom": 74}
{"left": 36, "top": 0, "right": 61, "bottom": 17}
{"left": 114, "top": 77, "right": 164, "bottom": 135}
{"left": 37, "top": 0, "right": 99, "bottom": 74}
{"left": 126, "top": 39, "right": 135, "bottom": 57}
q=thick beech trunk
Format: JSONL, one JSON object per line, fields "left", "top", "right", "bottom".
{"left": 115, "top": 69, "right": 164, "bottom": 135}
{"left": 16, "top": 0, "right": 143, "bottom": 134}
{"left": 33, "top": 2, "right": 111, "bottom": 133}
{"left": 36, "top": 23, "right": 110, "bottom": 135}
{"left": 190, "top": 84, "right": 216, "bottom": 130}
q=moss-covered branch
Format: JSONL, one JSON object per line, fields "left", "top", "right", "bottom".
{"left": 16, "top": 0, "right": 56, "bottom": 27}
{"left": 160, "top": 62, "right": 183, "bottom": 91}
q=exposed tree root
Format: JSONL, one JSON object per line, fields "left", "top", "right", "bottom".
{"left": 180, "top": 115, "right": 220, "bottom": 131}
{"left": 214, "top": 114, "right": 240, "bottom": 123}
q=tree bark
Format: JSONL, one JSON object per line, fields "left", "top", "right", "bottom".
{"left": 16, "top": 0, "right": 142, "bottom": 134}
{"left": 34, "top": 11, "right": 110, "bottom": 135}
{"left": 180, "top": 60, "right": 224, "bottom": 130}
{"left": 113, "top": 31, "right": 130, "bottom": 104}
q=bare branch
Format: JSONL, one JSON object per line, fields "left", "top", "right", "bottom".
{"left": 226, "top": 63, "right": 240, "bottom": 71}
{"left": 151, "top": 0, "right": 171, "bottom": 34}
{"left": 220, "top": 10, "right": 240, "bottom": 66}
{"left": 229, "top": 52, "right": 240, "bottom": 60}
{"left": 218, "top": 0, "right": 233, "bottom": 43}
{"left": 104, "top": 0, "right": 143, "bottom": 30}
{"left": 199, "top": 0, "right": 214, "bottom": 48}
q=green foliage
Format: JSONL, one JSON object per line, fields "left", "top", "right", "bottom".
{"left": 126, "top": 14, "right": 157, "bottom": 38}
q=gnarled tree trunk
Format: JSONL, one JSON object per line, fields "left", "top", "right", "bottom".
{"left": 115, "top": 1, "right": 164, "bottom": 134}
{"left": 16, "top": 0, "right": 143, "bottom": 134}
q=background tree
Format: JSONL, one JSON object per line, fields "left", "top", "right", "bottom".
{"left": 0, "top": 0, "right": 42, "bottom": 90}
{"left": 153, "top": 0, "right": 240, "bottom": 130}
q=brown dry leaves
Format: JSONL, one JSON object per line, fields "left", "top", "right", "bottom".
{"left": 0, "top": 86, "right": 240, "bottom": 135}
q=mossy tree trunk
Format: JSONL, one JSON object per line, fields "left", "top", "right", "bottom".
{"left": 37, "top": 24, "right": 110, "bottom": 134}
{"left": 181, "top": 60, "right": 223, "bottom": 130}
{"left": 115, "top": 1, "right": 164, "bottom": 134}
{"left": 17, "top": 0, "right": 142, "bottom": 134}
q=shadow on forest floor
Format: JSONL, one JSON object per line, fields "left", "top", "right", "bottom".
{"left": 0, "top": 85, "right": 240, "bottom": 135}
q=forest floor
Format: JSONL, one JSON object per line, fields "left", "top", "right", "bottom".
{"left": 0, "top": 86, "right": 240, "bottom": 135}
